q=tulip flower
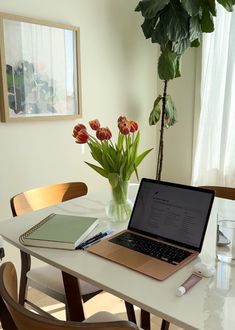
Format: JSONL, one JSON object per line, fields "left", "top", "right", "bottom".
{"left": 118, "top": 121, "right": 130, "bottom": 135}
{"left": 89, "top": 119, "right": 100, "bottom": 131}
{"left": 118, "top": 116, "right": 127, "bottom": 124}
{"left": 72, "top": 116, "right": 152, "bottom": 187}
{"left": 129, "top": 120, "right": 138, "bottom": 133}
{"left": 104, "top": 127, "right": 112, "bottom": 140}
{"left": 74, "top": 128, "right": 89, "bottom": 144}
{"left": 96, "top": 127, "right": 112, "bottom": 141}
{"left": 73, "top": 123, "right": 86, "bottom": 138}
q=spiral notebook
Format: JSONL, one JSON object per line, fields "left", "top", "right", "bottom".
{"left": 19, "top": 213, "right": 98, "bottom": 250}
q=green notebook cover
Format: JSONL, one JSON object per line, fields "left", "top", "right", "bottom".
{"left": 19, "top": 214, "right": 98, "bottom": 250}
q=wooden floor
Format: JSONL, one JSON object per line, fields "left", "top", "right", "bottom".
{"left": 11, "top": 288, "right": 183, "bottom": 330}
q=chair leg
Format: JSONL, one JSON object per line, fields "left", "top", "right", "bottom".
{"left": 160, "top": 319, "right": 170, "bottom": 330}
{"left": 125, "top": 301, "right": 136, "bottom": 324}
{"left": 82, "top": 289, "right": 103, "bottom": 303}
{"left": 19, "top": 250, "right": 31, "bottom": 305}
{"left": 140, "top": 309, "right": 151, "bottom": 330}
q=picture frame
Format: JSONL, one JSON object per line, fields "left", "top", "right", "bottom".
{"left": 0, "top": 12, "right": 82, "bottom": 122}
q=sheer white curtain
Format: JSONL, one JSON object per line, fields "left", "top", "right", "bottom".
{"left": 192, "top": 5, "right": 235, "bottom": 186}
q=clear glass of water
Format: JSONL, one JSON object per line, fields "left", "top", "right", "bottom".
{"left": 216, "top": 212, "right": 235, "bottom": 263}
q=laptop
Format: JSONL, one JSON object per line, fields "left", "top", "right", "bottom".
{"left": 88, "top": 179, "right": 215, "bottom": 280}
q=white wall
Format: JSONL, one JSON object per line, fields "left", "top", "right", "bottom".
{"left": 0, "top": 0, "right": 158, "bottom": 220}
{"left": 0, "top": 0, "right": 198, "bottom": 267}
{"left": 0, "top": 0, "right": 158, "bottom": 266}
{"left": 160, "top": 48, "right": 199, "bottom": 184}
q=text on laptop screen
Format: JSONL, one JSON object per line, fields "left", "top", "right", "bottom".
{"left": 129, "top": 180, "right": 214, "bottom": 250}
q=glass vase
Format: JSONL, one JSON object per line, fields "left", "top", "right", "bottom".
{"left": 105, "top": 180, "right": 133, "bottom": 222}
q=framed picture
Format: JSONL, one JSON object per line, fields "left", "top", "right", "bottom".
{"left": 0, "top": 12, "right": 82, "bottom": 122}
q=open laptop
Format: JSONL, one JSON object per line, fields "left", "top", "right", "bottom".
{"left": 88, "top": 179, "right": 215, "bottom": 280}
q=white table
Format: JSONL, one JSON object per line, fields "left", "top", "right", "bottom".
{"left": 1, "top": 184, "right": 235, "bottom": 330}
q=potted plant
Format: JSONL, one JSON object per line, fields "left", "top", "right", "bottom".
{"left": 135, "top": 0, "right": 235, "bottom": 180}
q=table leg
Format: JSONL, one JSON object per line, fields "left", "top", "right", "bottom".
{"left": 62, "top": 271, "right": 85, "bottom": 322}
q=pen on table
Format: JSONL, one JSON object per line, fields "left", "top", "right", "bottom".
{"left": 76, "top": 231, "right": 109, "bottom": 250}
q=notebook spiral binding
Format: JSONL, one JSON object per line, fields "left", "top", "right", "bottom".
{"left": 19, "top": 213, "right": 55, "bottom": 245}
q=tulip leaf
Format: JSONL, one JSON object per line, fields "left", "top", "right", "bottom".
{"left": 134, "top": 149, "right": 153, "bottom": 168}
{"left": 108, "top": 173, "right": 119, "bottom": 188}
{"left": 85, "top": 162, "right": 108, "bottom": 178}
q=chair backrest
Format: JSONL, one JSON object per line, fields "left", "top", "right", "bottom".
{"left": 10, "top": 182, "right": 88, "bottom": 216}
{"left": 0, "top": 262, "right": 139, "bottom": 330}
{"left": 199, "top": 186, "right": 235, "bottom": 200}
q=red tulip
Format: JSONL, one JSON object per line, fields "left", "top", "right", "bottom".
{"left": 96, "top": 128, "right": 106, "bottom": 141}
{"left": 73, "top": 123, "right": 86, "bottom": 138}
{"left": 119, "top": 121, "right": 130, "bottom": 135}
{"left": 105, "top": 127, "right": 112, "bottom": 140}
{"left": 129, "top": 120, "right": 138, "bottom": 133}
{"left": 75, "top": 129, "right": 89, "bottom": 144}
{"left": 118, "top": 116, "right": 127, "bottom": 124}
{"left": 89, "top": 119, "right": 100, "bottom": 131}
{"left": 96, "top": 127, "right": 112, "bottom": 140}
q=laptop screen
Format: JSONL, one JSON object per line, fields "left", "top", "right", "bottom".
{"left": 128, "top": 179, "right": 215, "bottom": 251}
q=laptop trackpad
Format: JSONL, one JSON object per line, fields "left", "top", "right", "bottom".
{"left": 108, "top": 249, "right": 148, "bottom": 268}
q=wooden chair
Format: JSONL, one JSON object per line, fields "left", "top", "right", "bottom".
{"left": 10, "top": 181, "right": 137, "bottom": 325}
{"left": 9, "top": 182, "right": 102, "bottom": 318}
{"left": 0, "top": 261, "right": 139, "bottom": 330}
{"left": 199, "top": 186, "right": 235, "bottom": 200}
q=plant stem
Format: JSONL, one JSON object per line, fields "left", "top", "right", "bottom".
{"left": 156, "top": 79, "right": 168, "bottom": 180}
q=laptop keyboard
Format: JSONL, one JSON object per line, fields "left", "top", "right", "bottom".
{"left": 110, "top": 232, "right": 192, "bottom": 265}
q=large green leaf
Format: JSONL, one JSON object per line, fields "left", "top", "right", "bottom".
{"left": 164, "top": 1, "right": 189, "bottom": 42}
{"left": 172, "top": 38, "right": 191, "bottom": 55}
{"left": 141, "top": 17, "right": 158, "bottom": 39}
{"left": 151, "top": 20, "right": 169, "bottom": 49}
{"left": 189, "top": 16, "right": 202, "bottom": 42}
{"left": 217, "top": 0, "right": 235, "bottom": 12}
{"left": 158, "top": 48, "right": 181, "bottom": 80}
{"left": 205, "top": 0, "right": 217, "bottom": 16}
{"left": 191, "top": 38, "right": 201, "bottom": 47}
{"left": 201, "top": 5, "right": 214, "bottom": 32}
{"left": 135, "top": 0, "right": 170, "bottom": 19}
{"left": 181, "top": 0, "right": 201, "bottom": 15}
{"left": 164, "top": 95, "right": 177, "bottom": 128}
{"left": 149, "top": 95, "right": 162, "bottom": 125}
{"left": 175, "top": 56, "right": 182, "bottom": 78}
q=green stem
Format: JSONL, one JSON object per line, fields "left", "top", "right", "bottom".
{"left": 112, "top": 180, "right": 128, "bottom": 204}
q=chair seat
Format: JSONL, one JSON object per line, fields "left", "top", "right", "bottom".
{"left": 85, "top": 311, "right": 121, "bottom": 323}
{"left": 27, "top": 265, "right": 100, "bottom": 303}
